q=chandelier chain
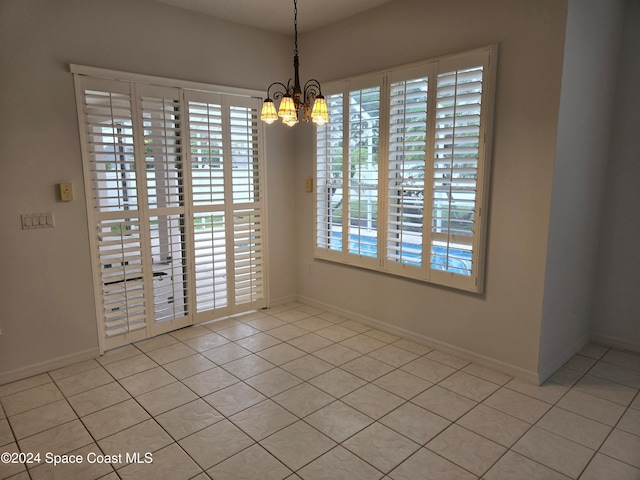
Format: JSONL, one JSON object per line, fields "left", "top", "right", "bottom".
{"left": 294, "top": 0, "right": 298, "bottom": 56}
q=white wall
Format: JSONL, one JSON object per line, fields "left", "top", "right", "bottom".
{"left": 538, "top": 0, "right": 625, "bottom": 381}
{"left": 591, "top": 0, "right": 640, "bottom": 352}
{"left": 0, "top": 0, "right": 296, "bottom": 383}
{"left": 295, "top": 0, "right": 569, "bottom": 381}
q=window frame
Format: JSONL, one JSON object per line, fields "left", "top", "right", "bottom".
{"left": 314, "top": 45, "right": 497, "bottom": 293}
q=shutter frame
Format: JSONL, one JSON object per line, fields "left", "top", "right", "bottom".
{"left": 74, "top": 69, "right": 268, "bottom": 352}
{"left": 313, "top": 45, "right": 497, "bottom": 293}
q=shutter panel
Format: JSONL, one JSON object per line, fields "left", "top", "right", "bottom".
{"left": 85, "top": 88, "right": 138, "bottom": 213}
{"left": 148, "top": 213, "right": 188, "bottom": 323}
{"left": 315, "top": 92, "right": 344, "bottom": 254}
{"left": 187, "top": 93, "right": 266, "bottom": 317}
{"left": 140, "top": 87, "right": 189, "bottom": 326}
{"left": 142, "top": 94, "right": 184, "bottom": 209}
{"left": 188, "top": 98, "right": 229, "bottom": 314}
{"left": 79, "top": 79, "right": 149, "bottom": 347}
{"left": 430, "top": 65, "right": 484, "bottom": 278}
{"left": 347, "top": 85, "right": 380, "bottom": 259}
{"left": 232, "top": 209, "right": 265, "bottom": 305}
{"left": 229, "top": 106, "right": 259, "bottom": 204}
{"left": 386, "top": 76, "right": 428, "bottom": 271}
{"left": 228, "top": 103, "right": 265, "bottom": 308}
{"left": 193, "top": 212, "right": 227, "bottom": 312}
{"left": 98, "top": 218, "right": 146, "bottom": 338}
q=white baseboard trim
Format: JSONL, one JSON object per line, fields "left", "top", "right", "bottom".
{"left": 537, "top": 334, "right": 590, "bottom": 385}
{"left": 590, "top": 332, "right": 640, "bottom": 354}
{"left": 0, "top": 348, "right": 100, "bottom": 386}
{"left": 297, "top": 295, "right": 541, "bottom": 384}
{"left": 267, "top": 294, "right": 298, "bottom": 309}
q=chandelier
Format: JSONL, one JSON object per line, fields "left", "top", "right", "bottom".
{"left": 260, "top": 0, "right": 328, "bottom": 127}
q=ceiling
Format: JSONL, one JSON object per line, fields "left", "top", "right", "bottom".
{"left": 148, "top": 0, "right": 397, "bottom": 34}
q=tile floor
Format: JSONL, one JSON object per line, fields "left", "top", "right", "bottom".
{"left": 1, "top": 302, "right": 639, "bottom": 480}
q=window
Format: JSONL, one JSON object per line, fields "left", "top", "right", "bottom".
{"left": 73, "top": 67, "right": 266, "bottom": 351}
{"left": 315, "top": 46, "right": 496, "bottom": 293}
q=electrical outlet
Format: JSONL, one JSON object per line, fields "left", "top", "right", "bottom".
{"left": 305, "top": 178, "right": 313, "bottom": 192}
{"left": 59, "top": 182, "right": 73, "bottom": 201}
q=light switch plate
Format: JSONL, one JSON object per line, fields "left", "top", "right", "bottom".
{"left": 22, "top": 212, "right": 55, "bottom": 230}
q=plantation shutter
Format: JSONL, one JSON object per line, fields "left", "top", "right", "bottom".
{"left": 429, "top": 51, "right": 492, "bottom": 291}
{"left": 228, "top": 101, "right": 265, "bottom": 308}
{"left": 188, "top": 93, "right": 228, "bottom": 316}
{"left": 315, "top": 92, "right": 344, "bottom": 257}
{"left": 74, "top": 68, "right": 267, "bottom": 351}
{"left": 140, "top": 85, "right": 189, "bottom": 327}
{"left": 186, "top": 91, "right": 266, "bottom": 322}
{"left": 314, "top": 46, "right": 496, "bottom": 293}
{"left": 347, "top": 80, "right": 381, "bottom": 263}
{"left": 315, "top": 75, "right": 382, "bottom": 270}
{"left": 385, "top": 64, "right": 431, "bottom": 277}
{"left": 79, "top": 80, "right": 149, "bottom": 346}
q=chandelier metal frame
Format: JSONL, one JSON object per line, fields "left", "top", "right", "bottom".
{"left": 260, "top": 0, "right": 328, "bottom": 127}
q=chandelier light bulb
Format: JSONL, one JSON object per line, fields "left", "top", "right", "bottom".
{"left": 283, "top": 116, "right": 299, "bottom": 127}
{"left": 278, "top": 95, "right": 297, "bottom": 121}
{"left": 311, "top": 96, "right": 329, "bottom": 126}
{"left": 260, "top": 99, "right": 278, "bottom": 124}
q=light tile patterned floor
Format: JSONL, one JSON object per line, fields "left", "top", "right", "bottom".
{"left": 1, "top": 302, "right": 639, "bottom": 480}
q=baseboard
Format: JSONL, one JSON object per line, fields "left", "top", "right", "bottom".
{"left": 297, "top": 295, "right": 540, "bottom": 384}
{"left": 0, "top": 348, "right": 100, "bottom": 386}
{"left": 537, "top": 334, "right": 590, "bottom": 385}
{"left": 590, "top": 332, "right": 640, "bottom": 354}
{"left": 267, "top": 294, "right": 298, "bottom": 309}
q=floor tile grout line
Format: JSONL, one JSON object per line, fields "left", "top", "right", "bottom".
{"left": 222, "top": 321, "right": 493, "bottom": 478}
{"left": 500, "top": 347, "right": 602, "bottom": 479}
{"left": 153, "top": 328, "right": 637, "bottom": 478}
{"left": 143, "top": 313, "right": 433, "bottom": 476}
{"left": 586, "top": 384, "right": 640, "bottom": 473}
{"left": 497, "top": 345, "right": 638, "bottom": 480}
{"left": 2, "top": 307, "right": 640, "bottom": 480}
